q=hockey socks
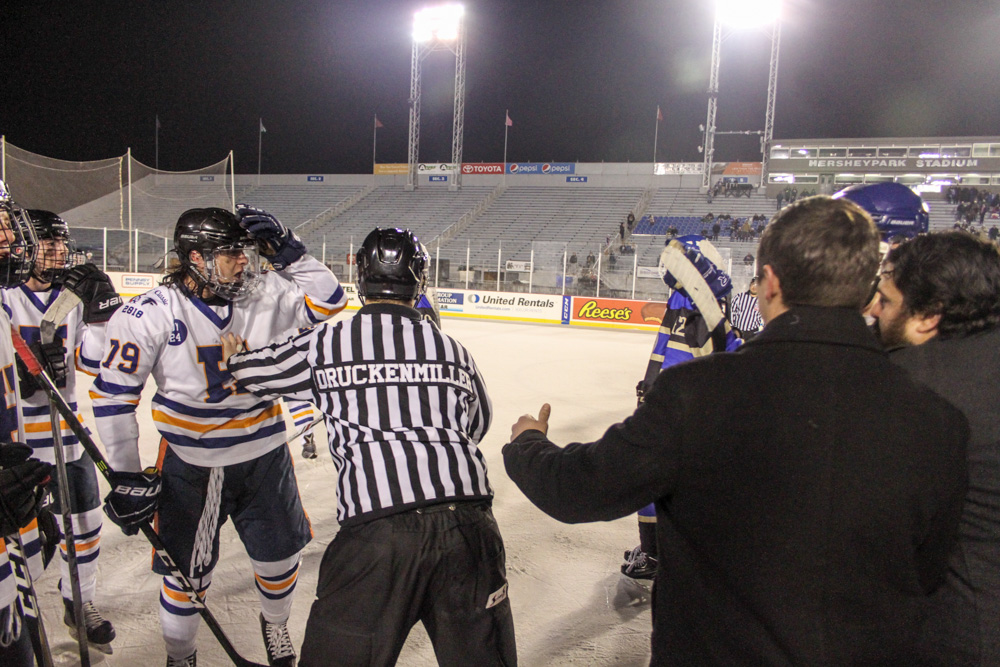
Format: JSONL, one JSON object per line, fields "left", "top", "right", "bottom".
{"left": 251, "top": 554, "right": 300, "bottom": 624}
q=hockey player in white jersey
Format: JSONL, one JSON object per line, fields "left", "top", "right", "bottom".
{"left": 0, "top": 187, "right": 56, "bottom": 666}
{"left": 91, "top": 206, "right": 347, "bottom": 667}
{"left": 2, "top": 209, "right": 120, "bottom": 651}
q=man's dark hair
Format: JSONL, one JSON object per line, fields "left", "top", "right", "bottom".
{"left": 886, "top": 231, "right": 1000, "bottom": 338}
{"left": 757, "top": 196, "right": 880, "bottom": 309}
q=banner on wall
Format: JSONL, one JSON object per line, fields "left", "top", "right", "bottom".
{"left": 374, "top": 163, "right": 409, "bottom": 175}
{"left": 570, "top": 296, "right": 666, "bottom": 326}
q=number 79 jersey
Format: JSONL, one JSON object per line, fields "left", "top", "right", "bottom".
{"left": 90, "top": 256, "right": 347, "bottom": 472}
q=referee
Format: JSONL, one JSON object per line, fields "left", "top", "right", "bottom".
{"left": 223, "top": 227, "right": 516, "bottom": 666}
{"left": 730, "top": 276, "right": 764, "bottom": 338}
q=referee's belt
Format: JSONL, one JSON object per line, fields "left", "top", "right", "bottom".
{"left": 413, "top": 500, "right": 490, "bottom": 514}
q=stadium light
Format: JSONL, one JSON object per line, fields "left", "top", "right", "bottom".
{"left": 407, "top": 4, "right": 467, "bottom": 191}
{"left": 716, "top": 0, "right": 781, "bottom": 28}
{"left": 413, "top": 4, "right": 465, "bottom": 43}
{"left": 701, "top": 0, "right": 782, "bottom": 189}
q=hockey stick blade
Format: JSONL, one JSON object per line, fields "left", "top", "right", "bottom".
{"left": 39, "top": 288, "right": 83, "bottom": 345}
{"left": 659, "top": 242, "right": 726, "bottom": 331}
{"left": 11, "top": 329, "right": 268, "bottom": 667}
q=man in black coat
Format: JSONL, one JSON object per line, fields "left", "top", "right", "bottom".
{"left": 872, "top": 231, "right": 1000, "bottom": 666}
{"left": 504, "top": 197, "right": 969, "bottom": 666}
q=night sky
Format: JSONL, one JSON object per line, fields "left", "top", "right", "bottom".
{"left": 3, "top": 0, "right": 998, "bottom": 174}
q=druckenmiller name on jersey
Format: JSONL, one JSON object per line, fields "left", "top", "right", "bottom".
{"left": 313, "top": 361, "right": 474, "bottom": 392}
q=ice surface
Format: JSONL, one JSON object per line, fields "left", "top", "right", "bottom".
{"left": 37, "top": 316, "right": 656, "bottom": 665}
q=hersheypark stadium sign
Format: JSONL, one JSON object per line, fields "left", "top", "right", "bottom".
{"left": 771, "top": 157, "right": 1000, "bottom": 173}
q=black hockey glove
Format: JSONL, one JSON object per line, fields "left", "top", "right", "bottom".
{"left": 16, "top": 340, "right": 68, "bottom": 397}
{"left": 62, "top": 264, "right": 123, "bottom": 324}
{"left": 236, "top": 204, "right": 306, "bottom": 270}
{"left": 0, "top": 442, "right": 53, "bottom": 536}
{"left": 103, "top": 467, "right": 161, "bottom": 536}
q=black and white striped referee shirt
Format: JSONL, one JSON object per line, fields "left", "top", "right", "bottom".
{"left": 730, "top": 290, "right": 763, "bottom": 335}
{"left": 227, "top": 302, "right": 493, "bottom": 527}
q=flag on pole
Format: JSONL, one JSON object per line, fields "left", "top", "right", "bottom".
{"left": 375, "top": 115, "right": 384, "bottom": 129}
{"left": 656, "top": 106, "right": 663, "bottom": 122}
{"left": 505, "top": 111, "right": 513, "bottom": 127}
{"left": 259, "top": 119, "right": 266, "bottom": 133}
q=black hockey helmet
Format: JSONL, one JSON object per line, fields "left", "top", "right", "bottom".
{"left": 356, "top": 227, "right": 428, "bottom": 304}
{"left": 174, "top": 207, "right": 261, "bottom": 300}
{"left": 0, "top": 181, "right": 39, "bottom": 288}
{"left": 27, "top": 209, "right": 77, "bottom": 283}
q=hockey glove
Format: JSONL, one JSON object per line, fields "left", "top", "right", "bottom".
{"left": 0, "top": 443, "right": 53, "bottom": 537}
{"left": 62, "top": 264, "right": 124, "bottom": 324}
{"left": 236, "top": 204, "right": 306, "bottom": 270}
{"left": 103, "top": 467, "right": 161, "bottom": 536}
{"left": 16, "top": 340, "right": 68, "bottom": 397}
{"left": 661, "top": 241, "right": 733, "bottom": 300}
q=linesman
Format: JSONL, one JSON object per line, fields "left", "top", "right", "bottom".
{"left": 224, "top": 227, "right": 516, "bottom": 666}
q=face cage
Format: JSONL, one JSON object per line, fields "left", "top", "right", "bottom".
{"left": 33, "top": 236, "right": 85, "bottom": 284}
{"left": 192, "top": 243, "right": 262, "bottom": 301}
{"left": 0, "top": 207, "right": 39, "bottom": 288}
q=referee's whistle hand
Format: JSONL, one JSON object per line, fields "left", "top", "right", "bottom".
{"left": 510, "top": 403, "right": 551, "bottom": 441}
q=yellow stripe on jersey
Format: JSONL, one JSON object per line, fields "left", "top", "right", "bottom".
{"left": 305, "top": 295, "right": 346, "bottom": 318}
{"left": 152, "top": 404, "right": 284, "bottom": 434}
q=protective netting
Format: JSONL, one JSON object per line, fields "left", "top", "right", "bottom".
{"left": 2, "top": 139, "right": 232, "bottom": 271}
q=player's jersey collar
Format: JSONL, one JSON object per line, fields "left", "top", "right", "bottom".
{"left": 189, "top": 293, "right": 233, "bottom": 330}
{"left": 19, "top": 284, "right": 62, "bottom": 315}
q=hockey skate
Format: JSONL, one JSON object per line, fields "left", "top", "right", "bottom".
{"left": 166, "top": 652, "right": 197, "bottom": 667}
{"left": 63, "top": 597, "right": 116, "bottom": 654}
{"left": 621, "top": 545, "right": 657, "bottom": 580}
{"left": 301, "top": 433, "right": 318, "bottom": 459}
{"left": 261, "top": 613, "right": 296, "bottom": 666}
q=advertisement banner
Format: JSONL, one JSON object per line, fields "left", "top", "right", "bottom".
{"left": 505, "top": 260, "right": 530, "bottom": 272}
{"left": 374, "top": 163, "right": 409, "bottom": 175}
{"left": 506, "top": 162, "right": 576, "bottom": 175}
{"left": 570, "top": 296, "right": 666, "bottom": 328}
{"left": 636, "top": 266, "right": 661, "bottom": 279}
{"left": 722, "top": 162, "right": 762, "bottom": 176}
{"left": 108, "top": 272, "right": 158, "bottom": 299}
{"left": 418, "top": 163, "right": 457, "bottom": 173}
{"left": 461, "top": 163, "right": 505, "bottom": 175}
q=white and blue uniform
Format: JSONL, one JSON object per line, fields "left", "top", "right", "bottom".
{"left": 90, "top": 254, "right": 346, "bottom": 660}
{"left": 1, "top": 285, "right": 106, "bottom": 604}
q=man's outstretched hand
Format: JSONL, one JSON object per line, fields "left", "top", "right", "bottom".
{"left": 510, "top": 403, "right": 551, "bottom": 441}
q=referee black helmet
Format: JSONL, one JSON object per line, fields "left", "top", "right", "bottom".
{"left": 356, "top": 227, "right": 428, "bottom": 304}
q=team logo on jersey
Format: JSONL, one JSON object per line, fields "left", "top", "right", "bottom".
{"left": 169, "top": 319, "right": 188, "bottom": 346}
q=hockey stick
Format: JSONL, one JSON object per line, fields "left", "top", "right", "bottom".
{"left": 11, "top": 330, "right": 268, "bottom": 667}
{"left": 1, "top": 514, "right": 54, "bottom": 667}
{"left": 38, "top": 289, "right": 91, "bottom": 664}
{"left": 658, "top": 241, "right": 727, "bottom": 332}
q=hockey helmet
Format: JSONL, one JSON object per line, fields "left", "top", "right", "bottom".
{"left": 833, "top": 182, "right": 929, "bottom": 240}
{"left": 28, "top": 209, "right": 79, "bottom": 284}
{"left": 174, "top": 207, "right": 261, "bottom": 300}
{"left": 356, "top": 227, "right": 428, "bottom": 304}
{"left": 0, "top": 182, "right": 39, "bottom": 288}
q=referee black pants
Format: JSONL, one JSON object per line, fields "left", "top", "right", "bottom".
{"left": 299, "top": 502, "right": 516, "bottom": 666}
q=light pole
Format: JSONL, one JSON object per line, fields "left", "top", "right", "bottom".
{"left": 407, "top": 4, "right": 467, "bottom": 192}
{"left": 700, "top": 0, "right": 782, "bottom": 191}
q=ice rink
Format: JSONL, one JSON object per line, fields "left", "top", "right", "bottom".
{"left": 36, "top": 314, "right": 659, "bottom": 666}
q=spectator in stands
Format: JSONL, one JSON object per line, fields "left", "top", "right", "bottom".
{"left": 620, "top": 221, "right": 626, "bottom": 240}
{"left": 776, "top": 190, "right": 784, "bottom": 210}
{"left": 627, "top": 212, "right": 635, "bottom": 233}
{"left": 569, "top": 253, "right": 578, "bottom": 265}
{"left": 586, "top": 252, "right": 595, "bottom": 267}
{"left": 711, "top": 221, "right": 720, "bottom": 241}
{"left": 609, "top": 252, "right": 617, "bottom": 268}
{"left": 743, "top": 252, "right": 754, "bottom": 265}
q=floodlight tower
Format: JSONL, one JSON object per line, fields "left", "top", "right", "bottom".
{"left": 700, "top": 0, "right": 782, "bottom": 190}
{"left": 407, "top": 4, "right": 467, "bottom": 192}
